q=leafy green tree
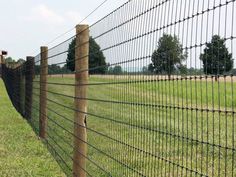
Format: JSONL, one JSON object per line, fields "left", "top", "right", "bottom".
{"left": 5, "top": 57, "right": 15, "bottom": 63}
{"left": 177, "top": 64, "right": 187, "bottom": 75}
{"left": 231, "top": 69, "right": 236, "bottom": 76}
{"left": 108, "top": 67, "right": 113, "bottom": 74}
{"left": 4, "top": 57, "right": 25, "bottom": 67}
{"left": 151, "top": 34, "right": 187, "bottom": 79}
{"left": 200, "top": 35, "right": 233, "bottom": 80}
{"left": 17, "top": 58, "right": 25, "bottom": 65}
{"left": 61, "top": 65, "right": 73, "bottom": 74}
{"left": 34, "top": 65, "right": 40, "bottom": 75}
{"left": 48, "top": 64, "right": 61, "bottom": 74}
{"left": 142, "top": 66, "right": 148, "bottom": 74}
{"left": 187, "top": 67, "right": 204, "bottom": 75}
{"left": 4, "top": 57, "right": 17, "bottom": 68}
{"left": 148, "top": 63, "right": 154, "bottom": 73}
{"left": 66, "top": 37, "right": 107, "bottom": 74}
{"left": 34, "top": 64, "right": 71, "bottom": 75}
{"left": 107, "top": 66, "right": 123, "bottom": 75}
{"left": 112, "top": 66, "right": 122, "bottom": 75}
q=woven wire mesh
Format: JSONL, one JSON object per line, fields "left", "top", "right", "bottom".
{"left": 86, "top": 0, "right": 236, "bottom": 176}
{"left": 1, "top": 0, "right": 236, "bottom": 176}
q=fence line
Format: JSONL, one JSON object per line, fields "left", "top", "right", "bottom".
{"left": 1, "top": 0, "right": 236, "bottom": 176}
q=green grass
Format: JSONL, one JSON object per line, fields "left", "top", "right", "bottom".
{"left": 31, "top": 76, "right": 236, "bottom": 177}
{"left": 0, "top": 79, "right": 65, "bottom": 177}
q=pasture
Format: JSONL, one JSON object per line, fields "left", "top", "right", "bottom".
{"left": 30, "top": 75, "right": 236, "bottom": 176}
{"left": 0, "top": 79, "right": 65, "bottom": 177}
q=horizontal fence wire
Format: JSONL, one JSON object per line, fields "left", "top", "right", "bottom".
{"left": 1, "top": 0, "right": 236, "bottom": 176}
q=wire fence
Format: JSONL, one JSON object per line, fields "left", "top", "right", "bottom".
{"left": 1, "top": 0, "right": 236, "bottom": 176}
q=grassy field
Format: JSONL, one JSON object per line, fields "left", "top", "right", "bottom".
{"left": 31, "top": 76, "right": 236, "bottom": 177}
{"left": 0, "top": 79, "right": 65, "bottom": 177}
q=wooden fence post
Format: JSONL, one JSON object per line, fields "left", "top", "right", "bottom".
{"left": 15, "top": 67, "right": 21, "bottom": 113}
{"left": 0, "top": 55, "right": 2, "bottom": 77}
{"left": 39, "top": 46, "right": 48, "bottom": 139}
{"left": 25, "top": 56, "right": 34, "bottom": 120}
{"left": 1, "top": 57, "right": 5, "bottom": 79}
{"left": 12, "top": 67, "right": 16, "bottom": 108}
{"left": 73, "top": 24, "right": 89, "bottom": 177}
{"left": 19, "top": 65, "right": 25, "bottom": 116}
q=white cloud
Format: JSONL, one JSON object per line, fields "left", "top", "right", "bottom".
{"left": 22, "top": 4, "right": 65, "bottom": 25}
{"left": 20, "top": 4, "right": 86, "bottom": 26}
{"left": 37, "top": 4, "right": 64, "bottom": 24}
{"left": 65, "top": 11, "right": 84, "bottom": 24}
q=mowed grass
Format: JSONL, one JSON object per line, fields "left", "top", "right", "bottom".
{"left": 31, "top": 76, "right": 236, "bottom": 177}
{"left": 0, "top": 79, "right": 65, "bottom": 177}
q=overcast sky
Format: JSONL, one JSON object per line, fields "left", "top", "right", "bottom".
{"left": 0, "top": 0, "right": 126, "bottom": 59}
{"left": 1, "top": 0, "right": 235, "bottom": 70}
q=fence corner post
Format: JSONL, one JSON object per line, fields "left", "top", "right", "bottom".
{"left": 73, "top": 24, "right": 89, "bottom": 177}
{"left": 25, "top": 56, "right": 34, "bottom": 120}
{"left": 39, "top": 46, "right": 48, "bottom": 139}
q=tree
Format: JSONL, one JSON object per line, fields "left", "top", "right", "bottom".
{"left": 187, "top": 67, "right": 204, "bottom": 75}
{"left": 108, "top": 66, "right": 123, "bottom": 75}
{"left": 200, "top": 35, "right": 233, "bottom": 81}
{"left": 108, "top": 66, "right": 114, "bottom": 74}
{"left": 48, "top": 64, "right": 61, "bottom": 74}
{"left": 4, "top": 57, "right": 25, "bottom": 67}
{"left": 34, "top": 65, "right": 40, "bottom": 75}
{"left": 66, "top": 37, "right": 107, "bottom": 74}
{"left": 4, "top": 57, "right": 17, "bottom": 68}
{"left": 142, "top": 66, "right": 148, "bottom": 74}
{"left": 17, "top": 58, "right": 25, "bottom": 65}
{"left": 231, "top": 69, "right": 236, "bottom": 76}
{"left": 148, "top": 63, "right": 154, "bottom": 73}
{"left": 5, "top": 57, "right": 14, "bottom": 63}
{"left": 150, "top": 34, "right": 187, "bottom": 79}
{"left": 177, "top": 64, "right": 187, "bottom": 75}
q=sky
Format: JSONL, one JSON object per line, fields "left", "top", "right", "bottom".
{"left": 87, "top": 0, "right": 236, "bottom": 70}
{"left": 0, "top": 0, "right": 126, "bottom": 59}
{"left": 1, "top": 0, "right": 235, "bottom": 70}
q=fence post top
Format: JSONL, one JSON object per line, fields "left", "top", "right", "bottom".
{"left": 26, "top": 56, "right": 34, "bottom": 61}
{"left": 76, "top": 24, "right": 89, "bottom": 33}
{"left": 76, "top": 24, "right": 89, "bottom": 28}
{"left": 40, "top": 46, "right": 48, "bottom": 51}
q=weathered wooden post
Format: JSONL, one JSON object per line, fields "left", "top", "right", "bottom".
{"left": 39, "top": 46, "right": 48, "bottom": 139}
{"left": 15, "top": 66, "right": 21, "bottom": 113}
{"left": 1, "top": 56, "right": 5, "bottom": 80}
{"left": 73, "top": 24, "right": 89, "bottom": 177}
{"left": 0, "top": 55, "right": 2, "bottom": 78}
{"left": 25, "top": 56, "right": 34, "bottom": 120}
{"left": 19, "top": 65, "right": 25, "bottom": 116}
{"left": 0, "top": 51, "right": 7, "bottom": 78}
{"left": 13, "top": 65, "right": 17, "bottom": 109}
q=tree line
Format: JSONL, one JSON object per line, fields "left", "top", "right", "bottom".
{"left": 4, "top": 34, "right": 234, "bottom": 78}
{"left": 148, "top": 34, "right": 234, "bottom": 80}
{"left": 66, "top": 34, "right": 234, "bottom": 79}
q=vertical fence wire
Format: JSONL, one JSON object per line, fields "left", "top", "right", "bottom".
{"left": 1, "top": 0, "right": 236, "bottom": 176}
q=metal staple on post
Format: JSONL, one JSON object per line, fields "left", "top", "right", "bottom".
{"left": 39, "top": 46, "right": 48, "bottom": 139}
{"left": 73, "top": 24, "right": 89, "bottom": 177}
